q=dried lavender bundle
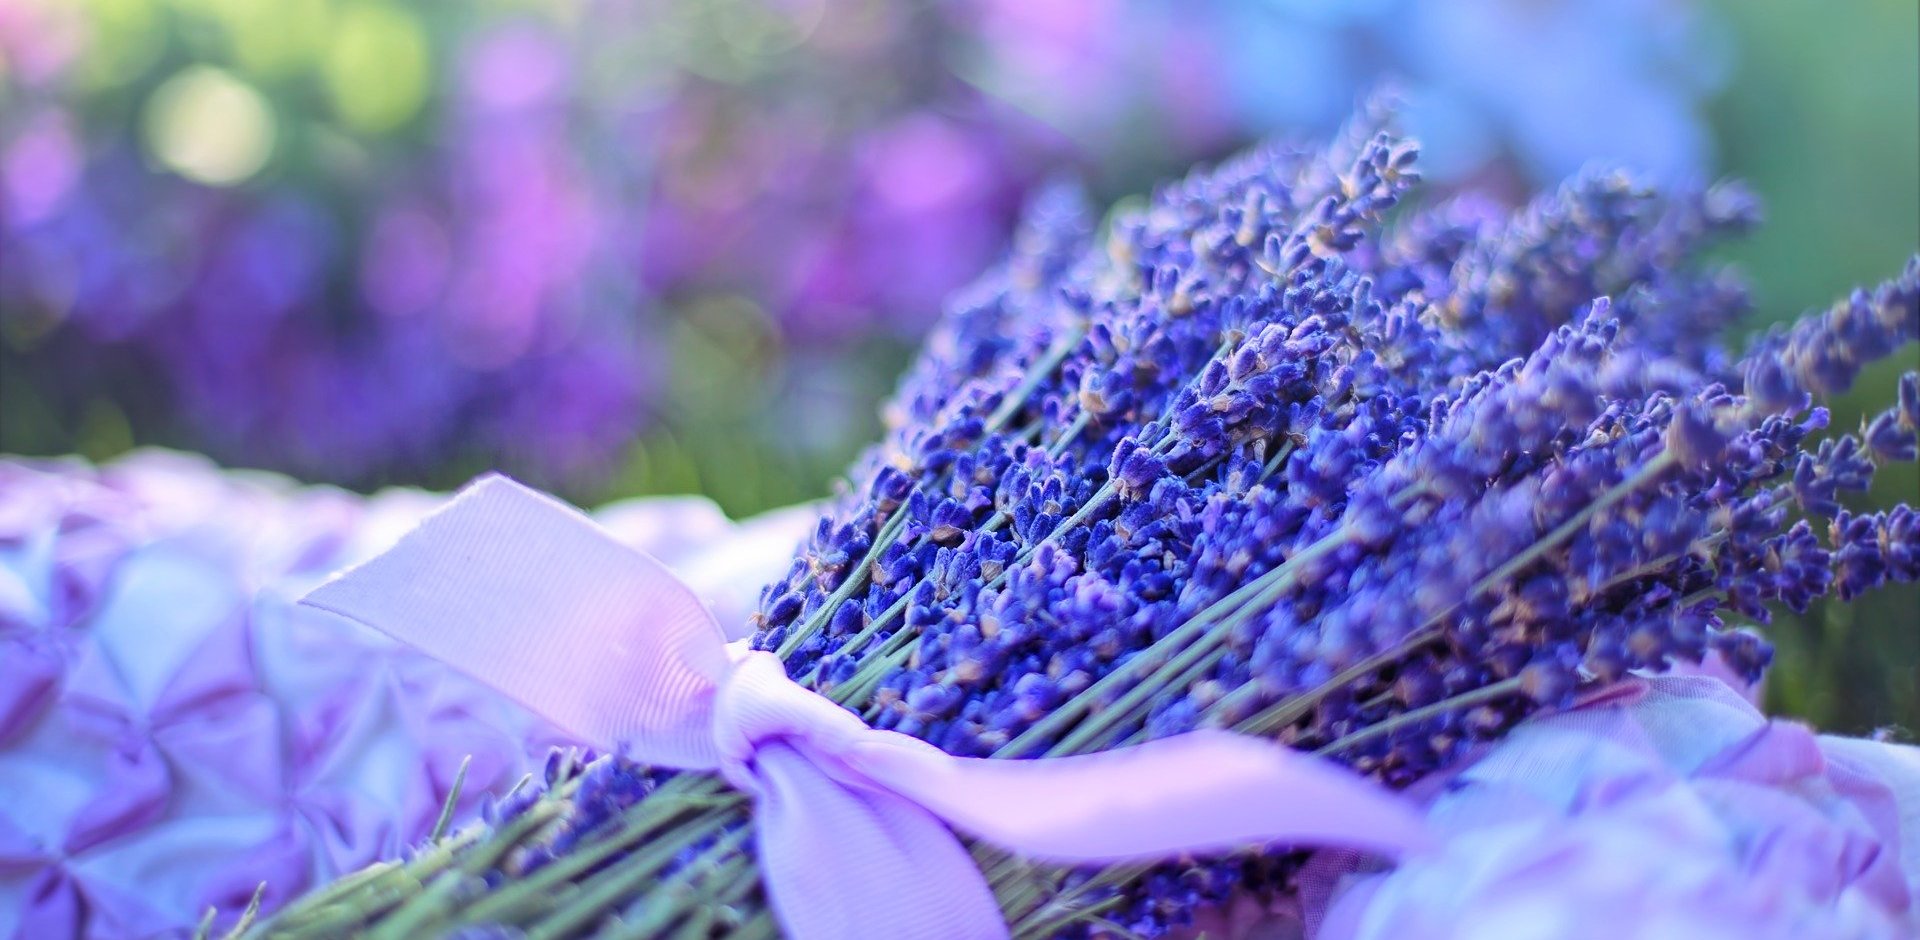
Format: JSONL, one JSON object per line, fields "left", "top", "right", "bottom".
{"left": 256, "top": 107, "right": 1920, "bottom": 939}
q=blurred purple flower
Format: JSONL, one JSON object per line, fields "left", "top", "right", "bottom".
{"left": 0, "top": 0, "right": 1726, "bottom": 487}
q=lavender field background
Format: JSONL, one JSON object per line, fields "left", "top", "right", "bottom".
{"left": 1, "top": 0, "right": 1915, "bottom": 733}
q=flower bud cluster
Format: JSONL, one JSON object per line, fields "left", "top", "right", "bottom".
{"left": 442, "top": 107, "right": 1920, "bottom": 937}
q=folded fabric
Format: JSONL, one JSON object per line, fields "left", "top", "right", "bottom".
{"left": 1179, "top": 674, "right": 1919, "bottom": 940}
{"left": 0, "top": 450, "right": 811, "bottom": 938}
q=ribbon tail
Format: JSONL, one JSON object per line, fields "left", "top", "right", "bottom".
{"left": 751, "top": 742, "right": 1007, "bottom": 940}
{"left": 848, "top": 729, "right": 1434, "bottom": 864}
{"left": 299, "top": 474, "right": 729, "bottom": 770}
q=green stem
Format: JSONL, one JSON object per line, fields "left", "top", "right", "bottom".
{"left": 988, "top": 328, "right": 1089, "bottom": 430}
{"left": 672, "top": 855, "right": 764, "bottom": 939}
{"left": 1579, "top": 530, "right": 1724, "bottom": 602}
{"left": 776, "top": 502, "right": 909, "bottom": 659}
{"left": 253, "top": 861, "right": 398, "bottom": 933}
{"left": 1059, "top": 634, "right": 1231, "bottom": 755}
{"left": 998, "top": 520, "right": 1358, "bottom": 758}
{"left": 1314, "top": 676, "right": 1526, "bottom": 756}
{"left": 989, "top": 449, "right": 1684, "bottom": 928}
{"left": 457, "top": 789, "right": 736, "bottom": 928}
{"left": 428, "top": 756, "right": 471, "bottom": 844}
{"left": 833, "top": 480, "right": 1118, "bottom": 701}
{"left": 222, "top": 885, "right": 266, "bottom": 940}
{"left": 531, "top": 814, "right": 745, "bottom": 939}
{"left": 1009, "top": 867, "right": 1140, "bottom": 939}
{"left": 1108, "top": 645, "right": 1232, "bottom": 749}
{"left": 454, "top": 797, "right": 567, "bottom": 877}
{"left": 266, "top": 833, "right": 475, "bottom": 939}
{"left": 779, "top": 321, "right": 1094, "bottom": 662}
{"left": 563, "top": 825, "right": 753, "bottom": 940}
{"left": 255, "top": 764, "right": 603, "bottom": 938}
{"left": 1474, "top": 453, "right": 1676, "bottom": 595}
{"left": 1235, "top": 638, "right": 1435, "bottom": 736}
{"left": 1232, "top": 449, "right": 1679, "bottom": 736}
{"left": 1047, "top": 412, "right": 1093, "bottom": 457}
{"left": 1255, "top": 439, "right": 1297, "bottom": 485}
{"left": 365, "top": 874, "right": 468, "bottom": 940}
{"left": 844, "top": 642, "right": 914, "bottom": 713}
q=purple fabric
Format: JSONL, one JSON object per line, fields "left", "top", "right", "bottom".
{"left": 14, "top": 873, "right": 81, "bottom": 940}
{"left": 60, "top": 745, "right": 169, "bottom": 858}
{"left": 0, "top": 451, "right": 816, "bottom": 938}
{"left": 1164, "top": 676, "right": 1920, "bottom": 940}
{"left": 1307, "top": 676, "right": 1920, "bottom": 940}
{"left": 303, "top": 474, "right": 1434, "bottom": 939}
{"left": 0, "top": 641, "right": 60, "bottom": 745}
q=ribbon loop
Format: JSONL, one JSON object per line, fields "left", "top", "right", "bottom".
{"left": 303, "top": 475, "right": 731, "bottom": 771}
{"left": 751, "top": 742, "right": 1005, "bottom": 940}
{"left": 301, "top": 475, "right": 1432, "bottom": 940}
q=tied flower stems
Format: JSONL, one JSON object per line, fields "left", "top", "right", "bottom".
{"left": 258, "top": 103, "right": 1920, "bottom": 938}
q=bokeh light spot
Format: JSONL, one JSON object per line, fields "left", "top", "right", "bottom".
{"left": 4, "top": 112, "right": 81, "bottom": 225}
{"left": 324, "top": 2, "right": 430, "bottom": 134}
{"left": 143, "top": 65, "right": 277, "bottom": 186}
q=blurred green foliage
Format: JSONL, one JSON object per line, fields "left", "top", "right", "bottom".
{"left": 1703, "top": 0, "right": 1918, "bottom": 735}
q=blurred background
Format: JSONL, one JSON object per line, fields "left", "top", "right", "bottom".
{"left": 0, "top": 0, "right": 1914, "bottom": 731}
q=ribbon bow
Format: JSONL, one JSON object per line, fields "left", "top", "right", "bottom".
{"left": 303, "top": 476, "right": 1429, "bottom": 939}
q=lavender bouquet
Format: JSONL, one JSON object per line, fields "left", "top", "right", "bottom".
{"left": 257, "top": 106, "right": 1920, "bottom": 938}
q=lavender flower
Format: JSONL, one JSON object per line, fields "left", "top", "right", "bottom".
{"left": 264, "top": 107, "right": 1920, "bottom": 938}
